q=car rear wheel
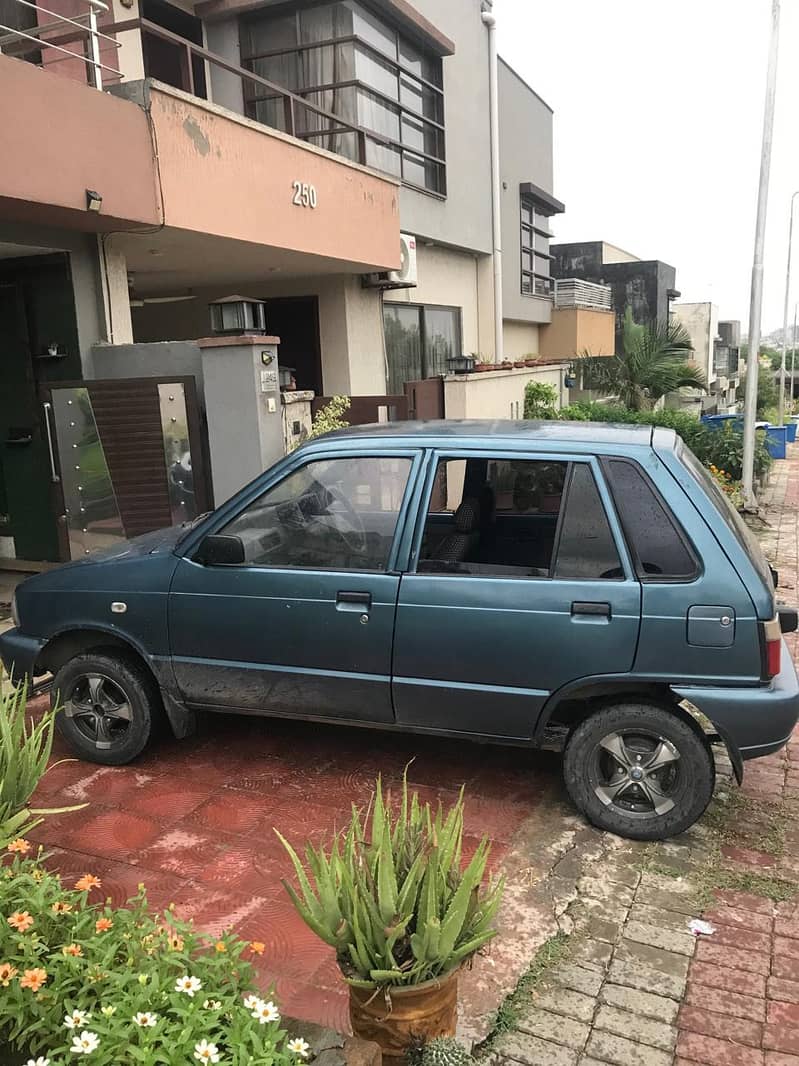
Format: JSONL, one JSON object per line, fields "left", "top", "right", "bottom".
{"left": 562, "top": 702, "right": 715, "bottom": 841}
{"left": 52, "top": 651, "right": 160, "bottom": 765}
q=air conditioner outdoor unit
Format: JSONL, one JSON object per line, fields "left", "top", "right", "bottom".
{"left": 363, "top": 233, "right": 418, "bottom": 289}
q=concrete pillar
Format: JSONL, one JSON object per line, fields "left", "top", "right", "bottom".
{"left": 98, "top": 237, "right": 133, "bottom": 345}
{"left": 197, "top": 334, "right": 283, "bottom": 503}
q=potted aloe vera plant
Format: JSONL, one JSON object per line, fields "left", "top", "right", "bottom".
{"left": 277, "top": 776, "right": 504, "bottom": 1060}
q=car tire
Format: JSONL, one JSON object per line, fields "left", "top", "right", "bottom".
{"left": 562, "top": 702, "right": 715, "bottom": 841}
{"left": 51, "top": 651, "right": 161, "bottom": 766}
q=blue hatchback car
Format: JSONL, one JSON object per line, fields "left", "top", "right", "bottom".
{"left": 2, "top": 420, "right": 797, "bottom": 841}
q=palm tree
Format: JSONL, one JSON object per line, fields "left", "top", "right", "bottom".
{"left": 575, "top": 307, "right": 706, "bottom": 411}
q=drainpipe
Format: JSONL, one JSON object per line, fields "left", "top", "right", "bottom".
{"left": 482, "top": 1, "right": 503, "bottom": 365}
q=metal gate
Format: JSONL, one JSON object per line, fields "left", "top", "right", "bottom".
{"left": 42, "top": 376, "right": 210, "bottom": 560}
{"left": 404, "top": 376, "right": 444, "bottom": 420}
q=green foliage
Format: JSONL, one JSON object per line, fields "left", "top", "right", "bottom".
{"left": 558, "top": 402, "right": 772, "bottom": 481}
{"left": 736, "top": 369, "right": 779, "bottom": 419}
{"left": 0, "top": 852, "right": 299, "bottom": 1066}
{"left": 306, "top": 396, "right": 351, "bottom": 441}
{"left": 413, "top": 1037, "right": 475, "bottom": 1066}
{"left": 522, "top": 382, "right": 558, "bottom": 420}
{"left": 277, "top": 774, "right": 504, "bottom": 989}
{"left": 575, "top": 308, "right": 705, "bottom": 410}
{"left": 0, "top": 685, "right": 85, "bottom": 848}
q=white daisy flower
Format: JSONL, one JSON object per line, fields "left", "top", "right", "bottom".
{"left": 70, "top": 1031, "right": 100, "bottom": 1055}
{"left": 287, "top": 1037, "right": 311, "bottom": 1059}
{"left": 194, "top": 1038, "right": 221, "bottom": 1063}
{"left": 64, "top": 1010, "right": 91, "bottom": 1030}
{"left": 243, "top": 993, "right": 263, "bottom": 1011}
{"left": 253, "top": 1000, "right": 280, "bottom": 1024}
{"left": 133, "top": 1011, "right": 158, "bottom": 1027}
{"left": 100, "top": 1006, "right": 116, "bottom": 1018}
{"left": 203, "top": 999, "right": 222, "bottom": 1010}
{"left": 24, "top": 1058, "right": 50, "bottom": 1066}
{"left": 175, "top": 975, "right": 203, "bottom": 997}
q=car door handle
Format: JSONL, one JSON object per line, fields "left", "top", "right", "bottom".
{"left": 336, "top": 591, "right": 372, "bottom": 612}
{"left": 571, "top": 601, "right": 611, "bottom": 619}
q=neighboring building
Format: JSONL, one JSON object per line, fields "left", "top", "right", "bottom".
{"left": 0, "top": 0, "right": 609, "bottom": 567}
{"left": 670, "top": 304, "right": 740, "bottom": 414}
{"left": 550, "top": 240, "right": 680, "bottom": 352}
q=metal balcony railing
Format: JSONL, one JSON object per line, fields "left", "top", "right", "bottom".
{"left": 0, "top": 0, "right": 121, "bottom": 88}
{"left": 554, "top": 278, "right": 613, "bottom": 312}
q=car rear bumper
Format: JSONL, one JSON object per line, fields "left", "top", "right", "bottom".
{"left": 0, "top": 627, "right": 46, "bottom": 681}
{"left": 672, "top": 637, "right": 799, "bottom": 765}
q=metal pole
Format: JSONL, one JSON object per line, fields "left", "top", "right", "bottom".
{"left": 792, "top": 302, "right": 798, "bottom": 406}
{"left": 743, "top": 0, "right": 781, "bottom": 509}
{"left": 481, "top": 1, "right": 503, "bottom": 365}
{"left": 87, "top": 0, "right": 102, "bottom": 89}
{"left": 778, "top": 191, "right": 799, "bottom": 425}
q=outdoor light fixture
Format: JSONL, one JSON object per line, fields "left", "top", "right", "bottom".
{"left": 86, "top": 189, "right": 102, "bottom": 213}
{"left": 209, "top": 295, "right": 267, "bottom": 335}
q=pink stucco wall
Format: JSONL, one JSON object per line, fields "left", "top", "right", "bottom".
{"left": 149, "top": 86, "right": 401, "bottom": 271}
{"left": 0, "top": 54, "right": 160, "bottom": 228}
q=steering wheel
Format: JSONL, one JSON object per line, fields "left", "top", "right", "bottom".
{"left": 327, "top": 487, "right": 367, "bottom": 553}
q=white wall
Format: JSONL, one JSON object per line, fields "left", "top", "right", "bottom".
{"left": 673, "top": 302, "right": 718, "bottom": 385}
{"left": 444, "top": 365, "right": 564, "bottom": 420}
{"left": 504, "top": 321, "right": 540, "bottom": 360}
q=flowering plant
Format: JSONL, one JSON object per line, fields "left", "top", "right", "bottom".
{"left": 706, "top": 464, "right": 744, "bottom": 508}
{"left": 0, "top": 849, "right": 307, "bottom": 1066}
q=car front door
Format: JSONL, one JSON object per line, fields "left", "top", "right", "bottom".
{"left": 169, "top": 450, "right": 419, "bottom": 723}
{"left": 392, "top": 451, "right": 642, "bottom": 739}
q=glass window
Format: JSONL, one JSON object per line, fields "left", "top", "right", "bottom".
{"left": 606, "top": 459, "right": 697, "bottom": 580}
{"left": 521, "top": 196, "right": 552, "bottom": 298}
{"left": 383, "top": 305, "right": 461, "bottom": 392}
{"left": 554, "top": 465, "right": 623, "bottom": 580}
{"left": 221, "top": 457, "right": 412, "bottom": 571}
{"left": 418, "top": 457, "right": 567, "bottom": 578}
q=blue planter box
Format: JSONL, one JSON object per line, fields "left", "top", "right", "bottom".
{"left": 787, "top": 421, "right": 797, "bottom": 443}
{"left": 764, "top": 424, "right": 788, "bottom": 459}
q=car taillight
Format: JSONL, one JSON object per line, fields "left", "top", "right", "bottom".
{"left": 763, "top": 617, "right": 782, "bottom": 680}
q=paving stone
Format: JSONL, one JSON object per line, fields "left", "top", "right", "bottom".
{"left": 569, "top": 895, "right": 632, "bottom": 927}
{"left": 676, "top": 1030, "right": 765, "bottom": 1066}
{"left": 768, "top": 975, "right": 799, "bottom": 1003}
{"left": 638, "top": 871, "right": 699, "bottom": 897}
{"left": 607, "top": 956, "right": 687, "bottom": 1002}
{"left": 707, "top": 923, "right": 773, "bottom": 954}
{"left": 765, "top": 1024, "right": 799, "bottom": 1056}
{"left": 516, "top": 1008, "right": 589, "bottom": 1051}
{"left": 635, "top": 882, "right": 699, "bottom": 915}
{"left": 691, "top": 960, "right": 767, "bottom": 998}
{"left": 628, "top": 902, "right": 698, "bottom": 933}
{"left": 573, "top": 914, "right": 622, "bottom": 945}
{"left": 764, "top": 1053, "right": 799, "bottom": 1065}
{"left": 678, "top": 1004, "right": 763, "bottom": 1048}
{"left": 550, "top": 963, "right": 605, "bottom": 998}
{"left": 768, "top": 1001, "right": 799, "bottom": 1025}
{"left": 622, "top": 919, "right": 696, "bottom": 957}
{"left": 534, "top": 987, "right": 596, "bottom": 1023}
{"left": 685, "top": 981, "right": 765, "bottom": 1022}
{"left": 568, "top": 937, "right": 613, "bottom": 970}
{"left": 615, "top": 937, "right": 691, "bottom": 979}
{"left": 594, "top": 1004, "right": 677, "bottom": 1052}
{"left": 695, "top": 940, "right": 772, "bottom": 975}
{"left": 599, "top": 983, "right": 679, "bottom": 1025}
{"left": 586, "top": 860, "right": 641, "bottom": 889}
{"left": 704, "top": 904, "right": 774, "bottom": 934}
{"left": 774, "top": 955, "right": 799, "bottom": 980}
{"left": 576, "top": 877, "right": 635, "bottom": 907}
{"left": 576, "top": 1059, "right": 611, "bottom": 1066}
{"left": 775, "top": 936, "right": 799, "bottom": 959}
{"left": 585, "top": 1030, "right": 672, "bottom": 1066}
{"left": 493, "top": 1030, "right": 579, "bottom": 1066}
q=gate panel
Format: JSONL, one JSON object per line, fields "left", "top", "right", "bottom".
{"left": 404, "top": 377, "right": 444, "bottom": 420}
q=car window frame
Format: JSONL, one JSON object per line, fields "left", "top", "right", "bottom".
{"left": 552, "top": 462, "right": 627, "bottom": 582}
{"left": 601, "top": 455, "right": 701, "bottom": 584}
{"left": 181, "top": 447, "right": 424, "bottom": 576}
{"left": 406, "top": 448, "right": 636, "bottom": 582}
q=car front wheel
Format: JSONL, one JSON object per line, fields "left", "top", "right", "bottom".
{"left": 562, "top": 702, "right": 715, "bottom": 841}
{"left": 52, "top": 651, "right": 160, "bottom": 765}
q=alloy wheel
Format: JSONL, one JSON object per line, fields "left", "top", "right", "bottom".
{"left": 591, "top": 729, "right": 681, "bottom": 818}
{"left": 64, "top": 673, "right": 133, "bottom": 750}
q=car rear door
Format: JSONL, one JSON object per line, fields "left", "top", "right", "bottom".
{"left": 391, "top": 450, "right": 642, "bottom": 740}
{"left": 168, "top": 449, "right": 421, "bottom": 723}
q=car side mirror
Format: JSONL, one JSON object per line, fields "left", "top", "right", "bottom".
{"left": 195, "top": 534, "right": 245, "bottom": 566}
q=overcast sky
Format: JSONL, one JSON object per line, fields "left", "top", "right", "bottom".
{"left": 496, "top": 0, "right": 799, "bottom": 335}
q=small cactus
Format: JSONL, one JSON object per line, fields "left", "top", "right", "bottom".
{"left": 419, "top": 1037, "right": 475, "bottom": 1066}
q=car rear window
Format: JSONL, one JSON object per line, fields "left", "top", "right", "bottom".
{"left": 606, "top": 458, "right": 697, "bottom": 580}
{"left": 677, "top": 441, "right": 775, "bottom": 593}
{"left": 554, "top": 464, "right": 623, "bottom": 580}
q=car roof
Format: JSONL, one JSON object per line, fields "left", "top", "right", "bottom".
{"left": 322, "top": 419, "right": 661, "bottom": 448}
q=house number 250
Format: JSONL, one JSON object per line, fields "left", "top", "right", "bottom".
{"left": 292, "top": 181, "right": 317, "bottom": 208}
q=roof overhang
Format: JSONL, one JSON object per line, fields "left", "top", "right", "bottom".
{"left": 520, "top": 182, "right": 565, "bottom": 216}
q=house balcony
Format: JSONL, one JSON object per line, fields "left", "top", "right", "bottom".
{"left": 539, "top": 279, "right": 615, "bottom": 361}
{"left": 553, "top": 278, "right": 613, "bottom": 312}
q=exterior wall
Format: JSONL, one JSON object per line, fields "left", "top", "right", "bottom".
{"left": 0, "top": 55, "right": 160, "bottom": 229}
{"left": 538, "top": 308, "right": 615, "bottom": 361}
{"left": 386, "top": 243, "right": 481, "bottom": 358}
{"left": 90, "top": 341, "right": 205, "bottom": 406}
{"left": 503, "top": 321, "right": 540, "bottom": 361}
{"left": 396, "top": 0, "right": 492, "bottom": 254}
{"left": 672, "top": 302, "right": 718, "bottom": 385}
{"left": 601, "top": 243, "right": 639, "bottom": 264}
{"left": 204, "top": 16, "right": 245, "bottom": 114}
{"left": 498, "top": 58, "right": 554, "bottom": 326}
{"left": 444, "top": 365, "right": 564, "bottom": 420}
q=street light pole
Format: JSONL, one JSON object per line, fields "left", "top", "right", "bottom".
{"left": 778, "top": 191, "right": 799, "bottom": 425}
{"left": 743, "top": 0, "right": 781, "bottom": 509}
{"left": 792, "top": 302, "right": 798, "bottom": 406}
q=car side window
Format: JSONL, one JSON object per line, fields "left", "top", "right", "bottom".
{"left": 418, "top": 456, "right": 567, "bottom": 577}
{"left": 554, "top": 464, "right": 623, "bottom": 580}
{"left": 220, "top": 456, "right": 412, "bottom": 571}
{"left": 605, "top": 458, "right": 697, "bottom": 580}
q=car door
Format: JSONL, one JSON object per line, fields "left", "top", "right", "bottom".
{"left": 392, "top": 451, "right": 642, "bottom": 739}
{"left": 169, "top": 450, "right": 420, "bottom": 722}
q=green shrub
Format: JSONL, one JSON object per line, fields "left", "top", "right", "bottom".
{"left": 306, "top": 396, "right": 350, "bottom": 440}
{"left": 413, "top": 1036, "right": 474, "bottom": 1066}
{"left": 0, "top": 851, "right": 301, "bottom": 1066}
{"left": 277, "top": 775, "right": 504, "bottom": 988}
{"left": 522, "top": 382, "right": 558, "bottom": 420}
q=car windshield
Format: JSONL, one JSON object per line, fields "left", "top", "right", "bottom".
{"left": 678, "top": 441, "right": 775, "bottom": 594}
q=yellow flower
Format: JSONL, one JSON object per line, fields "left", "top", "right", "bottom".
{"left": 63, "top": 943, "right": 83, "bottom": 957}
{"left": 249, "top": 941, "right": 266, "bottom": 956}
{"left": 0, "top": 962, "right": 18, "bottom": 986}
{"left": 167, "top": 934, "right": 185, "bottom": 952}
{"left": 7, "top": 911, "right": 34, "bottom": 933}
{"left": 214, "top": 941, "right": 226, "bottom": 953}
{"left": 6, "top": 838, "right": 31, "bottom": 854}
{"left": 52, "top": 901, "right": 73, "bottom": 915}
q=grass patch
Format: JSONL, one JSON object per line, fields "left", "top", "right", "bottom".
{"left": 475, "top": 932, "right": 571, "bottom": 1054}
{"left": 703, "top": 790, "right": 788, "bottom": 857}
{"left": 710, "top": 868, "right": 798, "bottom": 903}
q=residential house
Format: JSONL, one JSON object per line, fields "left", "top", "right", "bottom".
{"left": 671, "top": 303, "right": 740, "bottom": 414}
{"left": 0, "top": 0, "right": 611, "bottom": 567}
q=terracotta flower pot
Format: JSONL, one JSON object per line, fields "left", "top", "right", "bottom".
{"left": 348, "top": 969, "right": 459, "bottom": 1060}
